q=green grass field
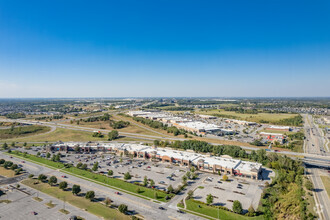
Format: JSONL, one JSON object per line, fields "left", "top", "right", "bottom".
{"left": 1, "top": 128, "right": 108, "bottom": 142}
{"left": 320, "top": 175, "right": 330, "bottom": 198}
{"left": 185, "top": 199, "right": 264, "bottom": 220}
{"left": 196, "top": 109, "right": 298, "bottom": 124}
{"left": 0, "top": 125, "right": 51, "bottom": 140}
{"left": 8, "top": 151, "right": 171, "bottom": 202}
{"left": 22, "top": 178, "right": 130, "bottom": 220}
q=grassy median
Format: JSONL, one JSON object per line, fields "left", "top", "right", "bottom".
{"left": 185, "top": 199, "right": 264, "bottom": 220}
{"left": 22, "top": 178, "right": 130, "bottom": 220}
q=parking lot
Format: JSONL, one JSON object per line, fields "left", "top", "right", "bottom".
{"left": 18, "top": 147, "right": 190, "bottom": 191}
{"left": 62, "top": 152, "right": 189, "bottom": 190}
{"left": 193, "top": 168, "right": 274, "bottom": 212}
{"left": 0, "top": 184, "right": 98, "bottom": 220}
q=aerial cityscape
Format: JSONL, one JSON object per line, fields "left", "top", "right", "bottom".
{"left": 0, "top": 1, "right": 329, "bottom": 220}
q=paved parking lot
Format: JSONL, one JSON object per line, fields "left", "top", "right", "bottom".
{"left": 0, "top": 184, "right": 98, "bottom": 220}
{"left": 62, "top": 153, "right": 189, "bottom": 190}
{"left": 193, "top": 168, "right": 274, "bottom": 212}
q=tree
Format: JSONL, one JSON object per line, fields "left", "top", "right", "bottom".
{"left": 222, "top": 174, "right": 228, "bottom": 181}
{"left": 74, "top": 146, "right": 81, "bottom": 152}
{"left": 23, "top": 142, "right": 27, "bottom": 147}
{"left": 55, "top": 153, "right": 61, "bottom": 162}
{"left": 108, "top": 170, "right": 113, "bottom": 177}
{"left": 167, "top": 185, "right": 174, "bottom": 193}
{"left": 28, "top": 174, "right": 34, "bottom": 178}
{"left": 11, "top": 164, "right": 18, "bottom": 170}
{"left": 76, "top": 162, "right": 83, "bottom": 169}
{"left": 2, "top": 142, "right": 8, "bottom": 150}
{"left": 15, "top": 168, "right": 22, "bottom": 175}
{"left": 233, "top": 200, "right": 243, "bottom": 214}
{"left": 305, "top": 180, "right": 313, "bottom": 191}
{"left": 11, "top": 142, "right": 15, "bottom": 147}
{"left": 248, "top": 205, "right": 255, "bottom": 216}
{"left": 187, "top": 190, "right": 194, "bottom": 199}
{"left": 0, "top": 159, "right": 5, "bottom": 165}
{"left": 92, "top": 162, "right": 99, "bottom": 171}
{"left": 118, "top": 204, "right": 128, "bottom": 214}
{"left": 4, "top": 161, "right": 13, "bottom": 169}
{"left": 153, "top": 140, "right": 160, "bottom": 146}
{"left": 124, "top": 172, "right": 132, "bottom": 180}
{"left": 143, "top": 176, "right": 148, "bottom": 186}
{"left": 108, "top": 130, "right": 119, "bottom": 141}
{"left": 149, "top": 179, "right": 155, "bottom": 187}
{"left": 72, "top": 184, "right": 81, "bottom": 195}
{"left": 37, "top": 152, "right": 41, "bottom": 157}
{"left": 46, "top": 152, "right": 51, "bottom": 158}
{"left": 85, "top": 191, "right": 95, "bottom": 201}
{"left": 81, "top": 164, "right": 87, "bottom": 170}
{"left": 38, "top": 174, "right": 47, "bottom": 182}
{"left": 154, "top": 192, "right": 158, "bottom": 199}
{"left": 206, "top": 194, "right": 213, "bottom": 205}
{"left": 186, "top": 171, "right": 191, "bottom": 179}
{"left": 190, "top": 166, "right": 196, "bottom": 173}
{"left": 182, "top": 175, "right": 188, "bottom": 185}
{"left": 105, "top": 197, "right": 112, "bottom": 206}
{"left": 136, "top": 187, "right": 141, "bottom": 193}
{"left": 59, "top": 181, "right": 68, "bottom": 190}
{"left": 49, "top": 176, "right": 57, "bottom": 186}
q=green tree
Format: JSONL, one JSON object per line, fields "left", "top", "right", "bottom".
{"left": 37, "top": 152, "right": 41, "bottom": 157}
{"left": 81, "top": 164, "right": 87, "bottom": 170}
{"left": 23, "top": 142, "right": 27, "bottom": 147}
{"left": 11, "top": 142, "right": 15, "bottom": 147}
{"left": 49, "top": 176, "right": 57, "bottom": 186}
{"left": 76, "top": 162, "right": 83, "bottom": 169}
{"left": 305, "top": 180, "right": 313, "bottom": 191}
{"left": 124, "top": 172, "right": 132, "bottom": 180}
{"left": 149, "top": 179, "right": 155, "bottom": 187}
{"left": 247, "top": 205, "right": 255, "bottom": 216}
{"left": 118, "top": 204, "right": 128, "bottom": 214}
{"left": 108, "top": 130, "right": 119, "bottom": 141}
{"left": 74, "top": 146, "right": 81, "bottom": 152}
{"left": 2, "top": 143, "right": 8, "bottom": 150}
{"left": 92, "top": 162, "right": 99, "bottom": 171}
{"left": 38, "top": 174, "right": 47, "bottom": 182}
{"left": 233, "top": 200, "right": 243, "bottom": 214}
{"left": 46, "top": 152, "right": 51, "bottom": 158}
{"left": 143, "top": 176, "right": 148, "bottom": 186}
{"left": 72, "top": 184, "right": 81, "bottom": 195}
{"left": 187, "top": 190, "right": 194, "bottom": 199}
{"left": 11, "top": 164, "right": 18, "bottom": 170}
{"left": 59, "top": 181, "right": 68, "bottom": 190}
{"left": 167, "top": 185, "right": 174, "bottom": 193}
{"left": 85, "top": 191, "right": 95, "bottom": 201}
{"left": 108, "top": 170, "right": 113, "bottom": 176}
{"left": 105, "top": 197, "right": 112, "bottom": 206}
{"left": 222, "top": 174, "right": 228, "bottom": 181}
{"left": 206, "top": 194, "right": 213, "bottom": 205}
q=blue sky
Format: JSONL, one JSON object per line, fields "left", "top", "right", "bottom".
{"left": 0, "top": 0, "right": 329, "bottom": 97}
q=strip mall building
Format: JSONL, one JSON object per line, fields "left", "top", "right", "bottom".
{"left": 48, "top": 142, "right": 262, "bottom": 179}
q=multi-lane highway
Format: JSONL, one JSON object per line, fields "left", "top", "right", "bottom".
{"left": 302, "top": 115, "right": 330, "bottom": 220}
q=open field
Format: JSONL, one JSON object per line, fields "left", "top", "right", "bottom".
{"left": 21, "top": 178, "right": 130, "bottom": 220}
{"left": 1, "top": 128, "right": 109, "bottom": 142}
{"left": 0, "top": 125, "right": 51, "bottom": 140}
{"left": 66, "top": 119, "right": 163, "bottom": 137}
{"left": 185, "top": 199, "right": 264, "bottom": 220}
{"left": 0, "top": 166, "right": 16, "bottom": 177}
{"left": 196, "top": 109, "right": 298, "bottom": 124}
{"left": 320, "top": 175, "right": 330, "bottom": 198}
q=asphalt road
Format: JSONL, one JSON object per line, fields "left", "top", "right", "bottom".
{"left": 0, "top": 151, "right": 203, "bottom": 220}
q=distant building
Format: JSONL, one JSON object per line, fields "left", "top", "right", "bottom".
{"left": 266, "top": 125, "right": 291, "bottom": 131}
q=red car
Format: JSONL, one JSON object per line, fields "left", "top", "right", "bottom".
{"left": 61, "top": 175, "right": 67, "bottom": 178}
{"left": 21, "top": 161, "right": 25, "bottom": 163}
{"left": 115, "top": 192, "right": 120, "bottom": 195}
